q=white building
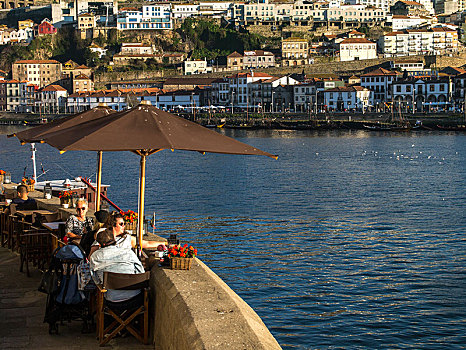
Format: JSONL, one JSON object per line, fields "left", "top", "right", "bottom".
{"left": 117, "top": 5, "right": 172, "bottom": 30}
{"left": 323, "top": 86, "right": 372, "bottom": 111}
{"left": 9, "top": 27, "right": 34, "bottom": 44}
{"left": 138, "top": 92, "right": 200, "bottom": 111}
{"left": 67, "top": 90, "right": 127, "bottom": 113}
{"left": 391, "top": 77, "right": 453, "bottom": 112}
{"left": 346, "top": 0, "right": 390, "bottom": 12}
{"left": 0, "top": 26, "right": 34, "bottom": 45}
{"left": 120, "top": 43, "right": 153, "bottom": 55}
{"left": 360, "top": 67, "right": 398, "bottom": 103}
{"left": 89, "top": 44, "right": 107, "bottom": 58}
{"left": 243, "top": 50, "right": 276, "bottom": 69}
{"left": 51, "top": 0, "right": 118, "bottom": 27}
{"left": 390, "top": 14, "right": 433, "bottom": 30}
{"left": 339, "top": 38, "right": 377, "bottom": 61}
{"left": 172, "top": 4, "right": 199, "bottom": 18}
{"left": 227, "top": 72, "right": 274, "bottom": 107}
{"left": 293, "top": 83, "right": 318, "bottom": 112}
{"left": 231, "top": 1, "right": 385, "bottom": 25}
{"left": 184, "top": 59, "right": 212, "bottom": 75}
{"left": 198, "top": 2, "right": 233, "bottom": 18}
{"left": 39, "top": 84, "right": 68, "bottom": 114}
{"left": 379, "top": 28, "right": 459, "bottom": 57}
{"left": 390, "top": 60, "right": 425, "bottom": 71}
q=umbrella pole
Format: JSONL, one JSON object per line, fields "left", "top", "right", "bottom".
{"left": 137, "top": 154, "right": 146, "bottom": 256}
{"left": 96, "top": 151, "right": 103, "bottom": 211}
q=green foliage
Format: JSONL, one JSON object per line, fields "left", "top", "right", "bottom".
{"left": 178, "top": 18, "right": 269, "bottom": 59}
{"left": 51, "top": 28, "right": 91, "bottom": 64}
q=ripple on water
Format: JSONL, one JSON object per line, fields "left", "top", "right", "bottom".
{"left": 1, "top": 130, "right": 465, "bottom": 349}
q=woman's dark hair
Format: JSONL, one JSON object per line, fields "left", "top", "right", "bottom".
{"left": 108, "top": 212, "right": 124, "bottom": 228}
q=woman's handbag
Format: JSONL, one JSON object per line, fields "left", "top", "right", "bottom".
{"left": 38, "top": 269, "right": 59, "bottom": 294}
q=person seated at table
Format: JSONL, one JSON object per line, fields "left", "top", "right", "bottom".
{"left": 80, "top": 210, "right": 109, "bottom": 257}
{"left": 12, "top": 185, "right": 37, "bottom": 210}
{"left": 65, "top": 198, "right": 94, "bottom": 243}
{"left": 89, "top": 212, "right": 166, "bottom": 256}
{"left": 89, "top": 229, "right": 144, "bottom": 303}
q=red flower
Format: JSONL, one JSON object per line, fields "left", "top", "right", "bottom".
{"left": 168, "top": 244, "right": 198, "bottom": 258}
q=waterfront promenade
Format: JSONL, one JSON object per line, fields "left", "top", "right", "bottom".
{"left": 0, "top": 247, "right": 150, "bottom": 350}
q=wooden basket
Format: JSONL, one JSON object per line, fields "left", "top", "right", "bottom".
{"left": 125, "top": 221, "right": 137, "bottom": 231}
{"left": 170, "top": 257, "right": 193, "bottom": 270}
{"left": 23, "top": 183, "right": 34, "bottom": 192}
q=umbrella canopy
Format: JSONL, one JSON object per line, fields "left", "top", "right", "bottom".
{"left": 42, "top": 103, "right": 276, "bottom": 157}
{"left": 39, "top": 101, "right": 277, "bottom": 251}
{"left": 10, "top": 105, "right": 117, "bottom": 210}
{"left": 10, "top": 105, "right": 116, "bottom": 143}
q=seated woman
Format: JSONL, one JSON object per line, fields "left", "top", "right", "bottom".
{"left": 89, "top": 212, "right": 166, "bottom": 256}
{"left": 65, "top": 198, "right": 94, "bottom": 243}
{"left": 80, "top": 210, "right": 109, "bottom": 257}
{"left": 89, "top": 229, "right": 144, "bottom": 302}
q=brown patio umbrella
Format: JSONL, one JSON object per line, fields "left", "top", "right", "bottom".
{"left": 41, "top": 101, "right": 277, "bottom": 250}
{"left": 10, "top": 104, "right": 116, "bottom": 210}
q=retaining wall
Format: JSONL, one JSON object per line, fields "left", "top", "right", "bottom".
{"left": 150, "top": 258, "right": 282, "bottom": 350}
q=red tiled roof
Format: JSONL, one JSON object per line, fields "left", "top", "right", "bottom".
{"left": 14, "top": 59, "right": 60, "bottom": 64}
{"left": 42, "top": 84, "right": 67, "bottom": 92}
{"left": 361, "top": 68, "right": 398, "bottom": 77}
{"left": 228, "top": 72, "right": 274, "bottom": 79}
{"left": 432, "top": 27, "right": 456, "bottom": 32}
{"left": 74, "top": 74, "right": 90, "bottom": 80}
{"left": 325, "top": 86, "right": 367, "bottom": 92}
{"left": 398, "top": 1, "right": 423, "bottom": 6}
{"left": 340, "top": 38, "right": 375, "bottom": 44}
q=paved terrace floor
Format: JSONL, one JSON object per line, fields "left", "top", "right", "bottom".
{"left": 0, "top": 247, "right": 151, "bottom": 350}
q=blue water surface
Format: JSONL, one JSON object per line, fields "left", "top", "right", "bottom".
{"left": 1, "top": 128, "right": 465, "bottom": 349}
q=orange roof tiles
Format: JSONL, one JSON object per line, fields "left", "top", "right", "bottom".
{"left": 15, "top": 60, "right": 60, "bottom": 64}
{"left": 42, "top": 84, "right": 67, "bottom": 92}
{"left": 340, "top": 38, "right": 375, "bottom": 44}
{"left": 361, "top": 68, "right": 398, "bottom": 77}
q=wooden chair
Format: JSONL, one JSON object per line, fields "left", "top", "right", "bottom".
{"left": 96, "top": 271, "right": 150, "bottom": 346}
{"left": 1, "top": 204, "right": 17, "bottom": 249}
{"left": 19, "top": 229, "right": 51, "bottom": 277}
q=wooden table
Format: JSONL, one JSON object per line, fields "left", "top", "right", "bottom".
{"left": 15, "top": 209, "right": 55, "bottom": 218}
{"left": 41, "top": 221, "right": 67, "bottom": 250}
{"left": 41, "top": 221, "right": 66, "bottom": 232}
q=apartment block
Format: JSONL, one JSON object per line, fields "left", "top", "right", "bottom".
{"left": 12, "top": 60, "right": 62, "bottom": 88}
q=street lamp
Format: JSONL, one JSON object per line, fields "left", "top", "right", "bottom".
{"left": 271, "top": 91, "right": 275, "bottom": 113}
{"left": 231, "top": 90, "right": 235, "bottom": 114}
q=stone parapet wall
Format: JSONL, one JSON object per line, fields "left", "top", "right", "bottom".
{"left": 150, "top": 258, "right": 282, "bottom": 350}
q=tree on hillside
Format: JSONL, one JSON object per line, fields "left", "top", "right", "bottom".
{"left": 178, "top": 18, "right": 270, "bottom": 59}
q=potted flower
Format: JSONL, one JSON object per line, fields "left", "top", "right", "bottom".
{"left": 0, "top": 170, "right": 5, "bottom": 184}
{"left": 21, "top": 177, "right": 35, "bottom": 192}
{"left": 168, "top": 244, "right": 197, "bottom": 270}
{"left": 58, "top": 190, "right": 73, "bottom": 208}
{"left": 122, "top": 210, "right": 138, "bottom": 231}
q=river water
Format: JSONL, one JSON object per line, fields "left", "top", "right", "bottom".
{"left": 1, "top": 128, "right": 465, "bottom": 349}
